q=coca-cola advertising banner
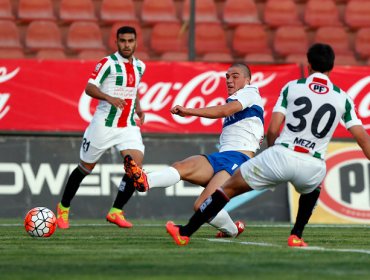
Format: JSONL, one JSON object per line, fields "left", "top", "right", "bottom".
{"left": 0, "top": 60, "right": 369, "bottom": 137}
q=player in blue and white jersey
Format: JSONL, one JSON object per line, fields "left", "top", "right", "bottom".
{"left": 125, "top": 63, "right": 264, "bottom": 238}
{"left": 163, "top": 43, "right": 370, "bottom": 246}
{"left": 56, "top": 26, "right": 146, "bottom": 229}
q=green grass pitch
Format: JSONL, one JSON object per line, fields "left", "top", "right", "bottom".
{"left": 1, "top": 219, "right": 369, "bottom": 280}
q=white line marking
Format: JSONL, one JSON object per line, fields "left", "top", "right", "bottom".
{"left": 207, "top": 238, "right": 370, "bottom": 255}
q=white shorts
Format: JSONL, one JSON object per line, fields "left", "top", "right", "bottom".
{"left": 80, "top": 123, "right": 145, "bottom": 163}
{"left": 240, "top": 145, "right": 326, "bottom": 194}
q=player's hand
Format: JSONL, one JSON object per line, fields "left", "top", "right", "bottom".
{"left": 106, "top": 96, "right": 126, "bottom": 110}
{"left": 171, "top": 105, "right": 187, "bottom": 117}
{"left": 136, "top": 110, "right": 145, "bottom": 125}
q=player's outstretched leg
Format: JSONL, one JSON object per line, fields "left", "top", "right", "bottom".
{"left": 124, "top": 155, "right": 149, "bottom": 192}
{"left": 216, "top": 221, "right": 245, "bottom": 238}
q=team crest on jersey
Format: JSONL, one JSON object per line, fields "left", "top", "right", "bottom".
{"left": 309, "top": 82, "right": 329, "bottom": 94}
{"left": 128, "top": 73, "right": 134, "bottom": 85}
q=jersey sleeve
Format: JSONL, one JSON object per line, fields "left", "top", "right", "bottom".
{"left": 233, "top": 86, "right": 262, "bottom": 110}
{"left": 343, "top": 95, "right": 363, "bottom": 129}
{"left": 87, "top": 57, "right": 111, "bottom": 87}
{"left": 272, "top": 82, "right": 290, "bottom": 115}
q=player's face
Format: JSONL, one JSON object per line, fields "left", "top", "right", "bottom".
{"left": 225, "top": 66, "right": 250, "bottom": 95}
{"left": 116, "top": 33, "right": 137, "bottom": 59}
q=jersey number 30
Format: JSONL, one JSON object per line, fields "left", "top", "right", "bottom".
{"left": 287, "top": 96, "right": 336, "bottom": 139}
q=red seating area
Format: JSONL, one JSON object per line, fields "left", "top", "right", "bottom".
{"left": 0, "top": 0, "right": 369, "bottom": 65}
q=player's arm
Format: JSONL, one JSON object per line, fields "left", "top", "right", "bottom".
{"left": 348, "top": 125, "right": 370, "bottom": 160}
{"left": 266, "top": 112, "right": 285, "bottom": 147}
{"left": 171, "top": 100, "right": 242, "bottom": 119}
{"left": 135, "top": 92, "right": 145, "bottom": 125}
{"left": 85, "top": 83, "right": 126, "bottom": 110}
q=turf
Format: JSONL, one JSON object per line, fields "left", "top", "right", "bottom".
{"left": 0, "top": 219, "right": 369, "bottom": 280}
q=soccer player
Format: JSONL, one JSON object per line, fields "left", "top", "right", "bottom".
{"left": 56, "top": 26, "right": 146, "bottom": 229}
{"left": 163, "top": 43, "right": 370, "bottom": 246}
{"left": 125, "top": 63, "right": 264, "bottom": 238}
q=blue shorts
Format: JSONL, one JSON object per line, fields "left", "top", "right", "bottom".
{"left": 204, "top": 151, "right": 251, "bottom": 175}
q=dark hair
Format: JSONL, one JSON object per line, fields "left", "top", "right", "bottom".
{"left": 231, "top": 62, "right": 252, "bottom": 79}
{"left": 116, "top": 26, "right": 136, "bottom": 38}
{"left": 307, "top": 43, "right": 335, "bottom": 73}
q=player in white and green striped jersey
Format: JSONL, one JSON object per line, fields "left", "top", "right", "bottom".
{"left": 56, "top": 26, "right": 146, "bottom": 229}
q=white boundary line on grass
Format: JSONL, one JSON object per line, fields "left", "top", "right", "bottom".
{"left": 207, "top": 238, "right": 370, "bottom": 255}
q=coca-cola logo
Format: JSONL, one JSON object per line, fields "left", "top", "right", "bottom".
{"left": 78, "top": 70, "right": 276, "bottom": 126}
{"left": 320, "top": 148, "right": 370, "bottom": 222}
{"left": 0, "top": 67, "right": 20, "bottom": 120}
{"left": 346, "top": 76, "right": 370, "bottom": 130}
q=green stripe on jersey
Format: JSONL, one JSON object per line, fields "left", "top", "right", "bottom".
{"left": 130, "top": 102, "right": 136, "bottom": 126}
{"left": 110, "top": 54, "right": 123, "bottom": 86}
{"left": 281, "top": 87, "right": 288, "bottom": 108}
{"left": 99, "top": 67, "right": 111, "bottom": 84}
{"left": 333, "top": 84, "right": 341, "bottom": 93}
{"left": 297, "top": 78, "right": 306, "bottom": 84}
{"left": 105, "top": 54, "right": 124, "bottom": 126}
{"left": 105, "top": 106, "right": 117, "bottom": 127}
{"left": 343, "top": 99, "right": 353, "bottom": 123}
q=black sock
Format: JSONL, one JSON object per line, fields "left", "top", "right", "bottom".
{"left": 291, "top": 187, "right": 321, "bottom": 238}
{"left": 179, "top": 189, "right": 230, "bottom": 237}
{"left": 112, "top": 174, "right": 135, "bottom": 209}
{"left": 61, "top": 166, "right": 88, "bottom": 207}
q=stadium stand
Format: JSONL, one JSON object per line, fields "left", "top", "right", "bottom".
{"left": 150, "top": 22, "right": 187, "bottom": 57}
{"left": 245, "top": 53, "right": 275, "bottom": 64}
{"left": 344, "top": 0, "right": 370, "bottom": 29}
{"left": 77, "top": 49, "right": 108, "bottom": 60}
{"left": 36, "top": 49, "right": 66, "bottom": 60}
{"left": 222, "top": 0, "right": 260, "bottom": 27}
{"left": 314, "top": 26, "right": 358, "bottom": 65}
{"left": 66, "top": 21, "right": 105, "bottom": 54}
{"left": 314, "top": 26, "right": 351, "bottom": 54}
{"left": 1, "top": 0, "right": 367, "bottom": 65}
{"left": 202, "top": 52, "right": 233, "bottom": 62}
{"left": 0, "top": 19, "right": 22, "bottom": 49}
{"left": 100, "top": 0, "right": 139, "bottom": 25}
{"left": 182, "top": 0, "right": 220, "bottom": 23}
{"left": 194, "top": 23, "right": 230, "bottom": 58}
{"left": 355, "top": 27, "right": 370, "bottom": 60}
{"left": 0, "top": 0, "right": 14, "bottom": 20}
{"left": 17, "top": 0, "right": 56, "bottom": 22}
{"left": 304, "top": 0, "right": 342, "bottom": 29}
{"left": 160, "top": 52, "right": 188, "bottom": 61}
{"left": 232, "top": 24, "right": 272, "bottom": 58}
{"left": 273, "top": 26, "right": 309, "bottom": 58}
{"left": 141, "top": 0, "right": 179, "bottom": 25}
{"left": 0, "top": 19, "right": 23, "bottom": 58}
{"left": 263, "top": 0, "right": 302, "bottom": 28}
{"left": 25, "top": 20, "right": 63, "bottom": 52}
{"left": 59, "top": 0, "right": 97, "bottom": 23}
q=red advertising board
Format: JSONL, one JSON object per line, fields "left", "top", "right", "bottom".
{"left": 0, "top": 60, "right": 369, "bottom": 138}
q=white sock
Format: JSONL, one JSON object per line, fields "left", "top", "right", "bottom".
{"left": 208, "top": 209, "right": 238, "bottom": 237}
{"left": 148, "top": 167, "right": 181, "bottom": 188}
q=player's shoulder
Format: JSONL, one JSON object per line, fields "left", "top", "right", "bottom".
{"left": 133, "top": 57, "right": 146, "bottom": 73}
{"left": 238, "top": 84, "right": 260, "bottom": 95}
